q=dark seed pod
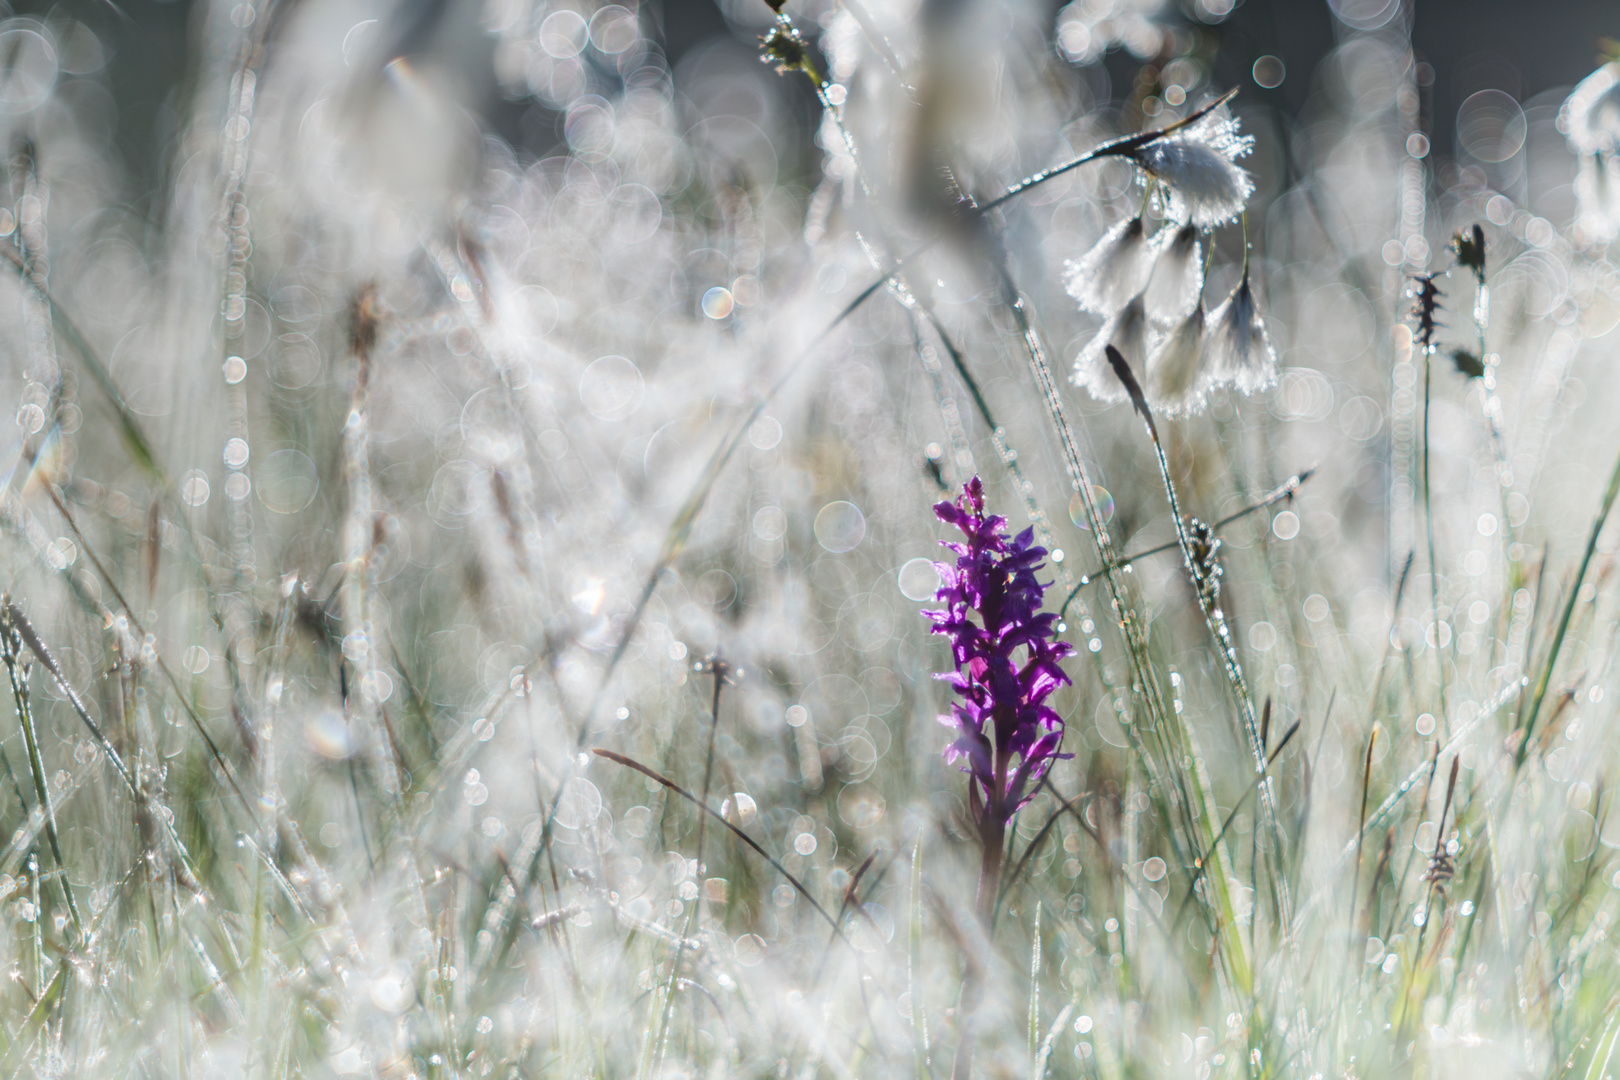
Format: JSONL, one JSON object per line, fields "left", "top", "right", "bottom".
{"left": 1453, "top": 223, "right": 1486, "bottom": 284}
{"left": 1410, "top": 273, "right": 1443, "bottom": 351}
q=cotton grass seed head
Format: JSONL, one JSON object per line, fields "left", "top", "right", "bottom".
{"left": 1205, "top": 267, "right": 1276, "bottom": 395}
{"left": 1562, "top": 63, "right": 1620, "bottom": 156}
{"left": 1074, "top": 292, "right": 1148, "bottom": 404}
{"left": 1064, "top": 216, "right": 1156, "bottom": 316}
{"left": 1144, "top": 223, "right": 1204, "bottom": 323}
{"left": 1574, "top": 152, "right": 1620, "bottom": 241}
{"left": 1145, "top": 305, "right": 1209, "bottom": 415}
{"left": 1129, "top": 109, "right": 1255, "bottom": 227}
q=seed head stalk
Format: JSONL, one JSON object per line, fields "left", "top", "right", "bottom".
{"left": 1097, "top": 309, "right": 1293, "bottom": 935}
{"left": 1413, "top": 273, "right": 1448, "bottom": 727}
{"left": 341, "top": 287, "right": 396, "bottom": 805}
{"left": 989, "top": 268, "right": 1255, "bottom": 995}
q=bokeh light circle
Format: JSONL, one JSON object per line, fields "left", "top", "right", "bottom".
{"left": 815, "top": 501, "right": 866, "bottom": 553}
{"left": 1069, "top": 487, "right": 1115, "bottom": 530}
{"left": 897, "top": 558, "right": 942, "bottom": 601}
{"left": 1458, "top": 90, "right": 1526, "bottom": 162}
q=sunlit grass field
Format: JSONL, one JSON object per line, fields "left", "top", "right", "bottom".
{"left": 1, "top": 0, "right": 1620, "bottom": 1076}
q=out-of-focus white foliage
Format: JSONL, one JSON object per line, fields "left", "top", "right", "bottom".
{"left": 1565, "top": 63, "right": 1620, "bottom": 240}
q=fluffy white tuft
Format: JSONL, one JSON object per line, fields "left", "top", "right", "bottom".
{"left": 1145, "top": 306, "right": 1209, "bottom": 415}
{"left": 1132, "top": 112, "right": 1254, "bottom": 227}
{"left": 1144, "top": 224, "right": 1204, "bottom": 323}
{"left": 1074, "top": 293, "right": 1148, "bottom": 403}
{"left": 1206, "top": 270, "right": 1276, "bottom": 394}
{"left": 1064, "top": 216, "right": 1157, "bottom": 316}
{"left": 1575, "top": 152, "right": 1620, "bottom": 241}
{"left": 1563, "top": 63, "right": 1620, "bottom": 156}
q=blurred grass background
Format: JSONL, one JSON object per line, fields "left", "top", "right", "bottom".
{"left": 0, "top": 0, "right": 1619, "bottom": 1076}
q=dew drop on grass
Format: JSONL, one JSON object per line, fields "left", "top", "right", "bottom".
{"left": 622, "top": 806, "right": 651, "bottom": 838}
{"left": 181, "top": 471, "right": 210, "bottom": 507}
{"left": 729, "top": 792, "right": 757, "bottom": 826}
{"left": 1069, "top": 487, "right": 1114, "bottom": 530}
{"left": 734, "top": 933, "right": 765, "bottom": 966}
{"left": 0, "top": 29, "right": 58, "bottom": 113}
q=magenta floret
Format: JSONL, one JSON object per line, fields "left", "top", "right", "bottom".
{"left": 925, "top": 477, "right": 1074, "bottom": 825}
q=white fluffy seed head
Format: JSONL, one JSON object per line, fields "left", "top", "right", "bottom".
{"left": 1575, "top": 152, "right": 1620, "bottom": 241}
{"left": 1563, "top": 63, "right": 1620, "bottom": 156}
{"left": 1131, "top": 111, "right": 1255, "bottom": 227}
{"left": 1064, "top": 216, "right": 1156, "bottom": 316}
{"left": 1074, "top": 293, "right": 1148, "bottom": 403}
{"left": 1145, "top": 224, "right": 1204, "bottom": 323}
{"left": 1206, "top": 270, "right": 1277, "bottom": 395}
{"left": 1145, "top": 306, "right": 1208, "bottom": 415}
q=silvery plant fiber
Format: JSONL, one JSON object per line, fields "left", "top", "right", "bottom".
{"left": 0, "top": 0, "right": 1619, "bottom": 1075}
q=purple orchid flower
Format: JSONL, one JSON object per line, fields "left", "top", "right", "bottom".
{"left": 925, "top": 477, "right": 1074, "bottom": 828}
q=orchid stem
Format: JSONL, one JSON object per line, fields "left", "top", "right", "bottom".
{"left": 952, "top": 815, "right": 1006, "bottom": 1080}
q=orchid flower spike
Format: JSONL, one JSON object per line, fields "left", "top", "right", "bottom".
{"left": 1127, "top": 107, "right": 1255, "bottom": 227}
{"left": 925, "top": 478, "right": 1073, "bottom": 824}
{"left": 1064, "top": 215, "right": 1156, "bottom": 316}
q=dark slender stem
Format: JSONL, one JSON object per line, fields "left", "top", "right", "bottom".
{"left": 978, "top": 88, "right": 1239, "bottom": 213}
{"left": 1422, "top": 346, "right": 1447, "bottom": 723}
{"left": 952, "top": 813, "right": 1006, "bottom": 1080}
{"left": 693, "top": 657, "right": 729, "bottom": 876}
